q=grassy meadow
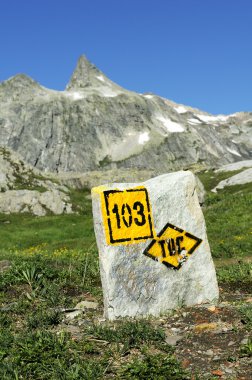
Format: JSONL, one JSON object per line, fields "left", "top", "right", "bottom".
{"left": 0, "top": 170, "right": 251, "bottom": 379}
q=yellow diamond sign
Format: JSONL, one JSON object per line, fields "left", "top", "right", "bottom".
{"left": 143, "top": 223, "right": 202, "bottom": 269}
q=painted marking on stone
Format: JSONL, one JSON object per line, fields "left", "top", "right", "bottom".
{"left": 143, "top": 222, "right": 202, "bottom": 269}
{"left": 101, "top": 187, "right": 154, "bottom": 245}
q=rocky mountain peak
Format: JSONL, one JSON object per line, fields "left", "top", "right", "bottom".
{"left": 1, "top": 74, "right": 41, "bottom": 90}
{"left": 0, "top": 56, "right": 251, "bottom": 174}
{"left": 66, "top": 55, "right": 107, "bottom": 91}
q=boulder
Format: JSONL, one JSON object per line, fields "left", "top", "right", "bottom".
{"left": 215, "top": 160, "right": 252, "bottom": 173}
{"left": 212, "top": 168, "right": 252, "bottom": 192}
{"left": 92, "top": 171, "right": 219, "bottom": 320}
{"left": 0, "top": 148, "right": 73, "bottom": 216}
{"left": 195, "top": 175, "right": 206, "bottom": 204}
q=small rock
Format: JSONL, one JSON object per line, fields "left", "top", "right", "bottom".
{"left": 213, "top": 356, "right": 221, "bottom": 361}
{"left": 228, "top": 341, "right": 235, "bottom": 346}
{"left": 64, "top": 325, "right": 79, "bottom": 333}
{"left": 182, "top": 312, "right": 188, "bottom": 318}
{"left": 218, "top": 301, "right": 229, "bottom": 307}
{"left": 207, "top": 305, "right": 216, "bottom": 312}
{"left": 205, "top": 349, "right": 214, "bottom": 356}
{"left": 3, "top": 220, "right": 10, "bottom": 224}
{"left": 165, "top": 334, "right": 184, "bottom": 346}
{"left": 78, "top": 319, "right": 92, "bottom": 327}
{"left": 65, "top": 310, "right": 82, "bottom": 320}
{"left": 215, "top": 323, "right": 233, "bottom": 333}
{"left": 98, "top": 318, "right": 106, "bottom": 323}
{"left": 224, "top": 367, "right": 233, "bottom": 374}
{"left": 171, "top": 327, "right": 181, "bottom": 333}
{"left": 75, "top": 300, "right": 98, "bottom": 310}
{"left": 0, "top": 260, "right": 11, "bottom": 273}
{"left": 214, "top": 329, "right": 223, "bottom": 334}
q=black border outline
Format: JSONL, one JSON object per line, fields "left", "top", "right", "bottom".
{"left": 185, "top": 232, "right": 202, "bottom": 254}
{"left": 157, "top": 222, "right": 184, "bottom": 237}
{"left": 143, "top": 222, "right": 203, "bottom": 270}
{"left": 103, "top": 188, "right": 154, "bottom": 244}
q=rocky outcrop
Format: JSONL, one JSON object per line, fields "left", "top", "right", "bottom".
{"left": 0, "top": 55, "right": 251, "bottom": 175}
{"left": 215, "top": 160, "right": 252, "bottom": 173}
{"left": 212, "top": 168, "right": 252, "bottom": 192}
{"left": 0, "top": 189, "right": 72, "bottom": 216}
{"left": 0, "top": 147, "right": 72, "bottom": 216}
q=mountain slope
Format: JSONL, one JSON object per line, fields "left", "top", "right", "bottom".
{"left": 0, "top": 55, "right": 251, "bottom": 173}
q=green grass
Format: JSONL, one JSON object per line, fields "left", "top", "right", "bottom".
{"left": 0, "top": 188, "right": 94, "bottom": 251}
{"left": 9, "top": 170, "right": 48, "bottom": 192}
{"left": 0, "top": 168, "right": 251, "bottom": 379}
{"left": 198, "top": 169, "right": 244, "bottom": 192}
{"left": 0, "top": 247, "right": 105, "bottom": 379}
{"left": 119, "top": 352, "right": 190, "bottom": 379}
{"left": 0, "top": 246, "right": 101, "bottom": 297}
{"left": 0, "top": 249, "right": 188, "bottom": 379}
{"left": 89, "top": 320, "right": 166, "bottom": 347}
{"left": 239, "top": 304, "right": 252, "bottom": 327}
{"left": 216, "top": 262, "right": 252, "bottom": 286}
{"left": 0, "top": 212, "right": 95, "bottom": 251}
{"left": 0, "top": 170, "right": 251, "bottom": 260}
{"left": 240, "top": 339, "right": 252, "bottom": 357}
{"left": 199, "top": 171, "right": 252, "bottom": 259}
{"left": 203, "top": 191, "right": 251, "bottom": 258}
{"left": 0, "top": 329, "right": 108, "bottom": 379}
{"left": 68, "top": 188, "right": 92, "bottom": 215}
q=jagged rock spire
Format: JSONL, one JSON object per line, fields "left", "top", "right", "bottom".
{"left": 66, "top": 55, "right": 105, "bottom": 91}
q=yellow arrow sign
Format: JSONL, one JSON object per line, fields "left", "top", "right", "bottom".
{"left": 143, "top": 223, "right": 202, "bottom": 269}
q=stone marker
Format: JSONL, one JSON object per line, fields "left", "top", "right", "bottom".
{"left": 92, "top": 171, "right": 219, "bottom": 320}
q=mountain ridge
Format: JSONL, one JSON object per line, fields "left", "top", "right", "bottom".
{"left": 0, "top": 55, "right": 251, "bottom": 175}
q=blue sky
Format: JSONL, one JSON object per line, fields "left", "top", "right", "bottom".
{"left": 1, "top": 0, "right": 251, "bottom": 114}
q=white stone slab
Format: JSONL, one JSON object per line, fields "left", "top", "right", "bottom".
{"left": 212, "top": 168, "right": 252, "bottom": 192}
{"left": 92, "top": 171, "right": 219, "bottom": 320}
{"left": 215, "top": 160, "right": 252, "bottom": 172}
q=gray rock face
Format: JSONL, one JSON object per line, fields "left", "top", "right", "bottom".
{"left": 0, "top": 56, "right": 251, "bottom": 175}
{"left": 92, "top": 171, "right": 219, "bottom": 320}
{"left": 0, "top": 189, "right": 72, "bottom": 216}
{"left": 215, "top": 159, "right": 252, "bottom": 172}
{"left": 0, "top": 147, "right": 72, "bottom": 215}
{"left": 195, "top": 175, "right": 206, "bottom": 204}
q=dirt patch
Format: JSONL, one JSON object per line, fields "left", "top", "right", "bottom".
{"left": 62, "top": 286, "right": 251, "bottom": 379}
{"left": 160, "top": 290, "right": 252, "bottom": 379}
